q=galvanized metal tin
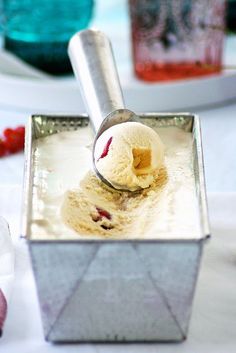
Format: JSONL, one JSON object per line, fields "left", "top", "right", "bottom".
{"left": 22, "top": 113, "right": 210, "bottom": 343}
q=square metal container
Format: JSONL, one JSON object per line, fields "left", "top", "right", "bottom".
{"left": 22, "top": 113, "right": 210, "bottom": 343}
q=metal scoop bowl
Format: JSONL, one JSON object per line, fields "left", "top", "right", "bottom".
{"left": 68, "top": 29, "right": 138, "bottom": 190}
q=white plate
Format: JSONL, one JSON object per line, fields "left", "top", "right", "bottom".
{"left": 1, "top": 69, "right": 236, "bottom": 114}
{"left": 0, "top": 31, "right": 235, "bottom": 114}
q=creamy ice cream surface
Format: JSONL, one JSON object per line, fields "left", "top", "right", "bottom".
{"left": 94, "top": 122, "right": 164, "bottom": 191}
{"left": 30, "top": 121, "right": 202, "bottom": 240}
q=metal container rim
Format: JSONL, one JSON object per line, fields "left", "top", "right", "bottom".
{"left": 22, "top": 112, "right": 210, "bottom": 243}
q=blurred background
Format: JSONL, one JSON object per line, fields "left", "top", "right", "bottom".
{"left": 0, "top": 0, "right": 234, "bottom": 75}
{"left": 0, "top": 0, "right": 235, "bottom": 111}
{"left": 0, "top": 0, "right": 234, "bottom": 77}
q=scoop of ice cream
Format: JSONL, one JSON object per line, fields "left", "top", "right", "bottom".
{"left": 94, "top": 122, "right": 164, "bottom": 191}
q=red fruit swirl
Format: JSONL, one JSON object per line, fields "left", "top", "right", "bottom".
{"left": 96, "top": 207, "right": 112, "bottom": 220}
{"left": 98, "top": 136, "right": 113, "bottom": 160}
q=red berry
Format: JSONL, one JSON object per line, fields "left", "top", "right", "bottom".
{"left": 14, "top": 129, "right": 24, "bottom": 149}
{"left": 0, "top": 139, "right": 6, "bottom": 157}
{"left": 98, "top": 137, "right": 113, "bottom": 160}
{"left": 96, "top": 207, "right": 112, "bottom": 220}
{"left": 4, "top": 136, "right": 18, "bottom": 153}
{"left": 3, "top": 125, "right": 25, "bottom": 154}
{"left": 15, "top": 126, "right": 25, "bottom": 135}
{"left": 0, "top": 125, "right": 25, "bottom": 156}
{"left": 3, "top": 128, "right": 14, "bottom": 139}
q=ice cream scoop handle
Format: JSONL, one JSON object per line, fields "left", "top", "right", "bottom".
{"left": 68, "top": 29, "right": 125, "bottom": 132}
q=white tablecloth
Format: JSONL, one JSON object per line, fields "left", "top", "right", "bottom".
{"left": 0, "top": 104, "right": 236, "bottom": 352}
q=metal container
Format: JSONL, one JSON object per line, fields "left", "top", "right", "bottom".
{"left": 22, "top": 112, "right": 210, "bottom": 343}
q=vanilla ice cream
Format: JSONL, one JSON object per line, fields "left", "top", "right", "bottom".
{"left": 30, "top": 121, "right": 201, "bottom": 240}
{"left": 94, "top": 122, "right": 164, "bottom": 191}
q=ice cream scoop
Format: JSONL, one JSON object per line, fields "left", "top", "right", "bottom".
{"left": 94, "top": 122, "right": 164, "bottom": 191}
{"left": 68, "top": 29, "right": 164, "bottom": 191}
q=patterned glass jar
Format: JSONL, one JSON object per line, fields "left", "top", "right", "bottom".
{"left": 129, "top": 0, "right": 226, "bottom": 81}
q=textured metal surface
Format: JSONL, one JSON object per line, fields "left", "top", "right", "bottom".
{"left": 23, "top": 113, "right": 210, "bottom": 342}
{"left": 28, "top": 112, "right": 193, "bottom": 139}
{"left": 30, "top": 240, "right": 204, "bottom": 342}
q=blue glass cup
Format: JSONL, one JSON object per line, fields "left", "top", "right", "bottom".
{"left": 2, "top": 0, "right": 94, "bottom": 75}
